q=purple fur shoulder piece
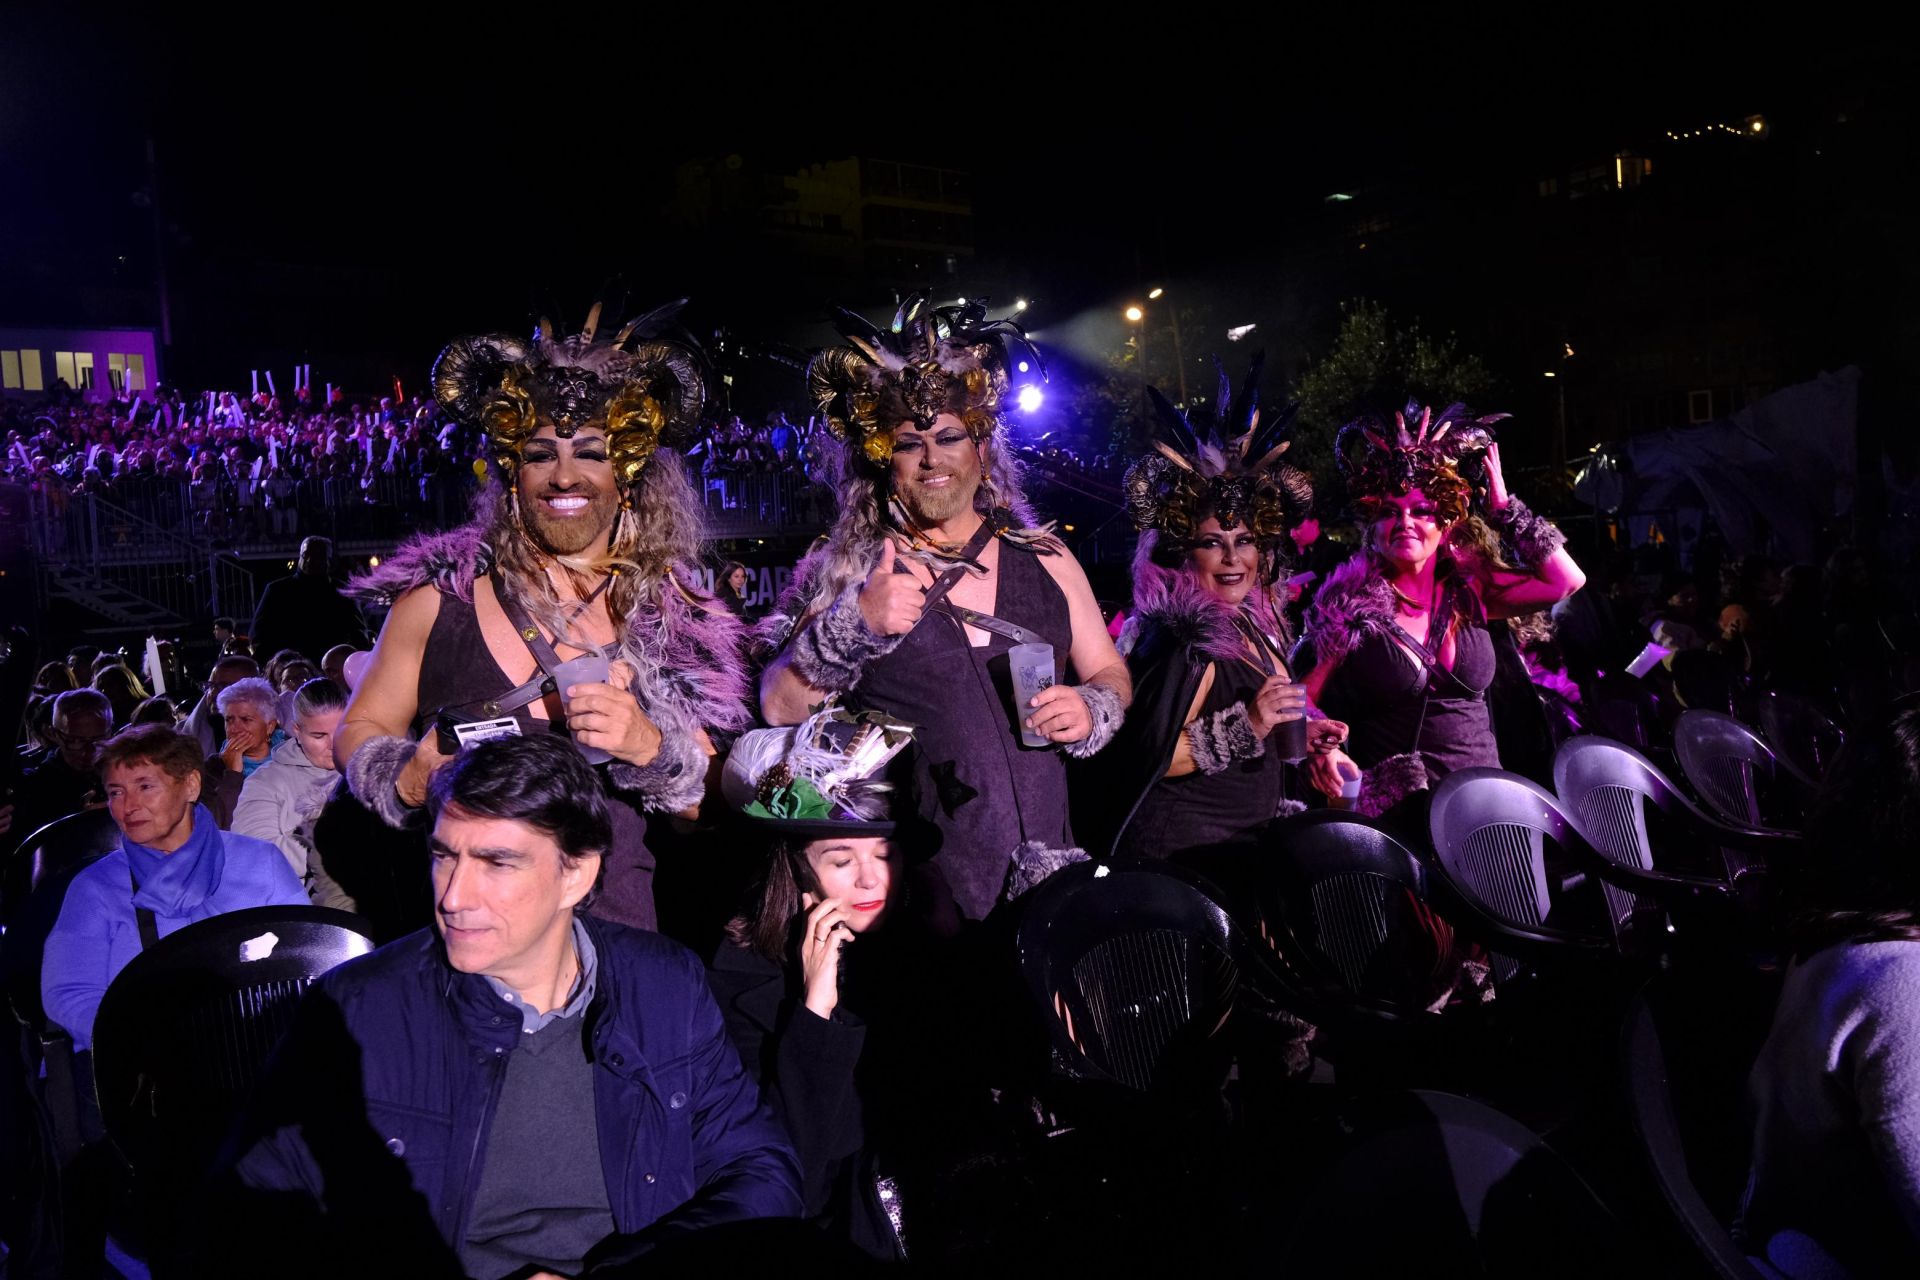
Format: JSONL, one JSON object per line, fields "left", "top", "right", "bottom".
{"left": 343, "top": 517, "right": 750, "bottom": 736}
{"left": 1130, "top": 558, "right": 1250, "bottom": 665}
{"left": 347, "top": 519, "right": 493, "bottom": 604}
{"left": 1300, "top": 551, "right": 1400, "bottom": 668}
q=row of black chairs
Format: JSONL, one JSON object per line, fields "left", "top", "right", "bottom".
{"left": 1012, "top": 721, "right": 1821, "bottom": 1274}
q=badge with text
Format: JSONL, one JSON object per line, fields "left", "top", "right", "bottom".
{"left": 452, "top": 716, "right": 525, "bottom": 747}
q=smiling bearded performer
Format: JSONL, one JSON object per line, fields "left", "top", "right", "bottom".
{"left": 335, "top": 301, "right": 750, "bottom": 932}
{"left": 758, "top": 297, "right": 1131, "bottom": 926}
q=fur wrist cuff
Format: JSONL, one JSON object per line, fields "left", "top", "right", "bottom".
{"left": 1488, "top": 495, "right": 1567, "bottom": 566}
{"left": 1062, "top": 681, "right": 1126, "bottom": 759}
{"left": 1187, "top": 701, "right": 1265, "bottom": 775}
{"left": 344, "top": 735, "right": 426, "bottom": 830}
{"left": 606, "top": 696, "right": 710, "bottom": 814}
{"left": 1356, "top": 751, "right": 1431, "bottom": 819}
{"left": 787, "top": 581, "right": 904, "bottom": 692}
{"left": 1003, "top": 841, "right": 1090, "bottom": 903}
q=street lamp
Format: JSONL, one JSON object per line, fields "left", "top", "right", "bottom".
{"left": 1124, "top": 305, "right": 1144, "bottom": 323}
{"left": 1148, "top": 286, "right": 1164, "bottom": 300}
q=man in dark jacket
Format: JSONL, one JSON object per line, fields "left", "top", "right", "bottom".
{"left": 248, "top": 536, "right": 369, "bottom": 663}
{"left": 216, "top": 735, "right": 801, "bottom": 1277}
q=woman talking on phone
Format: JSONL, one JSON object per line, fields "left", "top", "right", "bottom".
{"left": 706, "top": 708, "right": 928, "bottom": 1260}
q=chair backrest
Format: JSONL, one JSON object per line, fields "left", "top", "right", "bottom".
{"left": 91, "top": 905, "right": 374, "bottom": 1168}
{"left": 1586, "top": 673, "right": 1662, "bottom": 754}
{"left": 1548, "top": 736, "right": 1687, "bottom": 942}
{"left": 1282, "top": 1089, "right": 1630, "bottom": 1275}
{"left": 1673, "top": 711, "right": 1796, "bottom": 831}
{"left": 1017, "top": 861, "right": 1240, "bottom": 1092}
{"left": 1259, "top": 810, "right": 1437, "bottom": 1013}
{"left": 1755, "top": 690, "right": 1844, "bottom": 786}
{"left": 1620, "top": 990, "right": 1772, "bottom": 1280}
{"left": 1427, "top": 768, "right": 1612, "bottom": 971}
{"left": 1671, "top": 649, "right": 1745, "bottom": 718}
{"left": 3, "top": 807, "right": 121, "bottom": 923}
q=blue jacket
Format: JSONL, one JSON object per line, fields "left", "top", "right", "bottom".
{"left": 221, "top": 916, "right": 803, "bottom": 1274}
{"left": 42, "top": 806, "right": 307, "bottom": 1050}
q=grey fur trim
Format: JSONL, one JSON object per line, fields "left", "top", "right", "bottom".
{"left": 605, "top": 691, "right": 710, "bottom": 814}
{"left": 787, "top": 580, "right": 904, "bottom": 692}
{"left": 1356, "top": 751, "right": 1431, "bottom": 819}
{"left": 1062, "top": 681, "right": 1126, "bottom": 760}
{"left": 344, "top": 734, "right": 427, "bottom": 830}
{"left": 1003, "top": 842, "right": 1090, "bottom": 903}
{"left": 1487, "top": 495, "right": 1567, "bottom": 566}
{"left": 1275, "top": 797, "right": 1308, "bottom": 819}
{"left": 1186, "top": 700, "right": 1264, "bottom": 775}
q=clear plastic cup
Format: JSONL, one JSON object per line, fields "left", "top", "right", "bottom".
{"left": 1273, "top": 715, "right": 1311, "bottom": 764}
{"left": 551, "top": 651, "right": 612, "bottom": 765}
{"left": 1625, "top": 641, "right": 1673, "bottom": 679}
{"left": 1328, "top": 759, "right": 1364, "bottom": 810}
{"left": 1009, "top": 642, "right": 1057, "bottom": 749}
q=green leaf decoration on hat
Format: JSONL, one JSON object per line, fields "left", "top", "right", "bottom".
{"left": 744, "top": 778, "right": 835, "bottom": 821}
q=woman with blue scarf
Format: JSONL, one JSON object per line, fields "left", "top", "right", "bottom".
{"left": 42, "top": 724, "right": 307, "bottom": 1050}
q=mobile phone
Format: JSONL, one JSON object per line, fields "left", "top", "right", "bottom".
{"left": 434, "top": 712, "right": 462, "bottom": 755}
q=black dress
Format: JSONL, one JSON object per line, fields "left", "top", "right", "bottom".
{"left": 848, "top": 542, "right": 1075, "bottom": 921}
{"left": 1113, "top": 652, "right": 1290, "bottom": 861}
{"left": 1314, "top": 620, "right": 1501, "bottom": 786}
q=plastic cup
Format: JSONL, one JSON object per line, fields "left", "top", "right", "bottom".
{"left": 1328, "top": 759, "right": 1364, "bottom": 810}
{"left": 1010, "top": 642, "right": 1057, "bottom": 749}
{"left": 1625, "top": 641, "right": 1673, "bottom": 679}
{"left": 1273, "top": 715, "right": 1311, "bottom": 764}
{"left": 551, "top": 652, "right": 612, "bottom": 765}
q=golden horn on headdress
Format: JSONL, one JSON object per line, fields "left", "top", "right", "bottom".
{"left": 1153, "top": 441, "right": 1198, "bottom": 472}
{"left": 1364, "top": 429, "right": 1390, "bottom": 451}
{"left": 536, "top": 316, "right": 560, "bottom": 346}
{"left": 1416, "top": 405, "right": 1433, "bottom": 443}
{"left": 1249, "top": 440, "right": 1292, "bottom": 473}
{"left": 580, "top": 302, "right": 603, "bottom": 342}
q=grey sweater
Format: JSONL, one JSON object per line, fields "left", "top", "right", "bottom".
{"left": 1741, "top": 940, "right": 1920, "bottom": 1278}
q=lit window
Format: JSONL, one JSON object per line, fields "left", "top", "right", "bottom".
{"left": 54, "top": 352, "right": 76, "bottom": 386}
{"left": 75, "top": 352, "right": 94, "bottom": 390}
{"left": 19, "top": 350, "right": 42, "bottom": 391}
{"left": 108, "top": 353, "right": 127, "bottom": 391}
{"left": 1, "top": 351, "right": 17, "bottom": 389}
{"left": 127, "top": 353, "right": 146, "bottom": 391}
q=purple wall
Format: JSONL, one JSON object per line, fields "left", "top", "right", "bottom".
{"left": 0, "top": 327, "right": 162, "bottom": 402}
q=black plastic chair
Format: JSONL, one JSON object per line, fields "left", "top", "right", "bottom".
{"left": 1427, "top": 768, "right": 1618, "bottom": 975}
{"left": 1016, "top": 860, "right": 1242, "bottom": 1095}
{"left": 1621, "top": 987, "right": 1774, "bottom": 1280}
{"left": 1251, "top": 810, "right": 1451, "bottom": 1024}
{"left": 91, "top": 905, "right": 374, "bottom": 1177}
{"left": 3, "top": 808, "right": 120, "bottom": 925}
{"left": 1755, "top": 689, "right": 1844, "bottom": 787}
{"left": 1280, "top": 1089, "right": 1633, "bottom": 1278}
{"left": 1552, "top": 736, "right": 1798, "bottom": 930}
{"left": 1674, "top": 710, "right": 1808, "bottom": 833}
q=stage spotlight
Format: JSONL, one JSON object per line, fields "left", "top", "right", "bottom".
{"left": 1125, "top": 306, "right": 1144, "bottom": 322}
{"left": 1017, "top": 361, "right": 1030, "bottom": 373}
{"left": 1016, "top": 385, "right": 1045, "bottom": 413}
{"left": 1148, "top": 287, "right": 1164, "bottom": 300}
{"left": 1015, "top": 299, "right": 1029, "bottom": 311}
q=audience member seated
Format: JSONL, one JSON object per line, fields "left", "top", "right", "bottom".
{"left": 90, "top": 663, "right": 151, "bottom": 730}
{"left": 202, "top": 677, "right": 285, "bottom": 828}
{"left": 219, "top": 734, "right": 800, "bottom": 1277}
{"left": 5, "top": 688, "right": 113, "bottom": 854}
{"left": 708, "top": 710, "right": 922, "bottom": 1260}
{"left": 40, "top": 725, "right": 306, "bottom": 1050}
{"left": 1741, "top": 703, "right": 1920, "bottom": 1277}
{"left": 232, "top": 678, "right": 355, "bottom": 910}
{"left": 186, "top": 654, "right": 261, "bottom": 758}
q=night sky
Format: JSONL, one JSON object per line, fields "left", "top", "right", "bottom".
{"left": 4, "top": 15, "right": 1912, "bottom": 409}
